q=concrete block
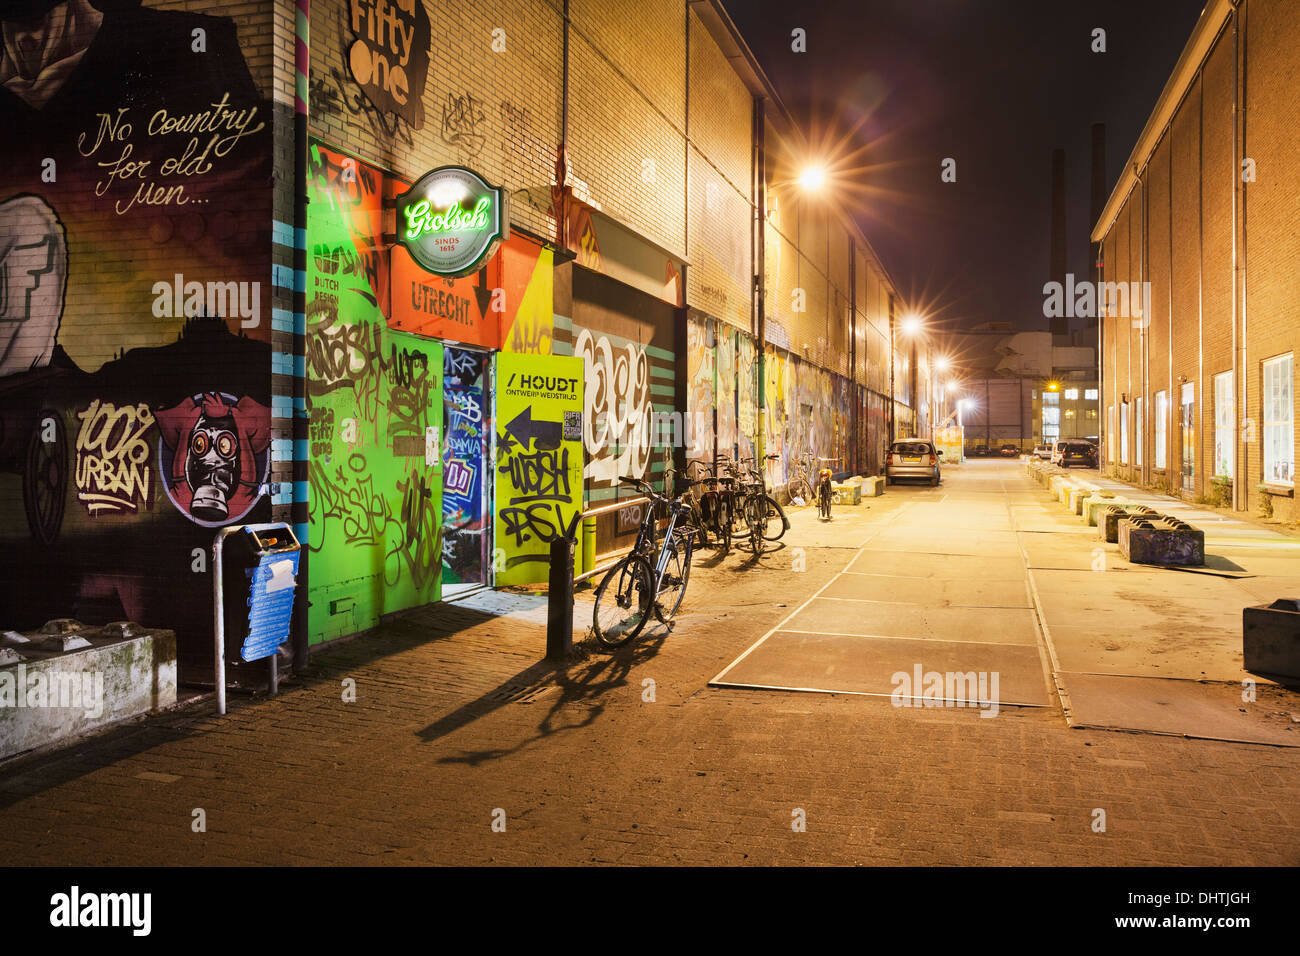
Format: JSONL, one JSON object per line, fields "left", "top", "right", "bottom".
{"left": 1118, "top": 516, "right": 1205, "bottom": 566}
{"left": 1243, "top": 600, "right": 1300, "bottom": 681}
{"left": 1098, "top": 504, "right": 1157, "bottom": 542}
{"left": 0, "top": 625, "right": 177, "bottom": 761}
{"left": 862, "top": 476, "right": 885, "bottom": 497}
{"left": 831, "top": 482, "right": 862, "bottom": 505}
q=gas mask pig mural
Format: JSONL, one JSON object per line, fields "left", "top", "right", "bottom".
{"left": 155, "top": 391, "right": 271, "bottom": 526}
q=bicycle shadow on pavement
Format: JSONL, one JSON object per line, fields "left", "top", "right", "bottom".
{"left": 417, "top": 625, "right": 672, "bottom": 766}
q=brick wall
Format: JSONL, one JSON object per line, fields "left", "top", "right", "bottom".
{"left": 1098, "top": 0, "right": 1299, "bottom": 519}
{"left": 686, "top": 7, "right": 753, "bottom": 330}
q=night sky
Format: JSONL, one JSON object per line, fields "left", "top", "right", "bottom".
{"left": 727, "top": 0, "right": 1209, "bottom": 336}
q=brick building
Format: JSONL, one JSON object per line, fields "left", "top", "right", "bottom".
{"left": 0, "top": 0, "right": 926, "bottom": 678}
{"left": 1093, "top": 0, "right": 1298, "bottom": 517}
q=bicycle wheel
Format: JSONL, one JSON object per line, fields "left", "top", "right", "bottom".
{"left": 593, "top": 554, "right": 655, "bottom": 647}
{"left": 747, "top": 495, "right": 767, "bottom": 557}
{"left": 653, "top": 533, "right": 693, "bottom": 623}
{"left": 786, "top": 476, "right": 813, "bottom": 506}
{"left": 762, "top": 495, "right": 787, "bottom": 541}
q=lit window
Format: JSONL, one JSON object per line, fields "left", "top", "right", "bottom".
{"left": 1120, "top": 402, "right": 1129, "bottom": 464}
{"left": 1085, "top": 388, "right": 1099, "bottom": 401}
{"left": 1135, "top": 396, "right": 1143, "bottom": 468}
{"left": 1263, "top": 354, "right": 1294, "bottom": 485}
{"left": 1043, "top": 392, "right": 1059, "bottom": 406}
{"left": 1043, "top": 407, "right": 1060, "bottom": 425}
{"left": 1154, "top": 390, "right": 1168, "bottom": 467}
{"left": 1214, "top": 370, "right": 1234, "bottom": 478}
{"left": 1065, "top": 389, "right": 1079, "bottom": 400}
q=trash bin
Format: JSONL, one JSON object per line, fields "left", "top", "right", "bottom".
{"left": 217, "top": 523, "right": 301, "bottom": 691}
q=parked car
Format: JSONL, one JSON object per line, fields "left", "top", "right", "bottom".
{"left": 973, "top": 444, "right": 989, "bottom": 457}
{"left": 1052, "top": 440, "right": 1097, "bottom": 468}
{"left": 886, "top": 439, "right": 942, "bottom": 486}
{"left": 1033, "top": 443, "right": 1053, "bottom": 460}
{"left": 999, "top": 443, "right": 1020, "bottom": 457}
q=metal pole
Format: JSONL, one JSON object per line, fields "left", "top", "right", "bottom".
{"left": 212, "top": 529, "right": 230, "bottom": 716}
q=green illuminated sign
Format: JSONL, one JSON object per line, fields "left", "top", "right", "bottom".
{"left": 395, "top": 166, "right": 508, "bottom": 277}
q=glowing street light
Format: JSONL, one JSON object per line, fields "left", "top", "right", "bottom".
{"left": 902, "top": 314, "right": 923, "bottom": 335}
{"left": 797, "top": 165, "right": 827, "bottom": 191}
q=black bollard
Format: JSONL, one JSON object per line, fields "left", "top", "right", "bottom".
{"left": 546, "top": 534, "right": 576, "bottom": 661}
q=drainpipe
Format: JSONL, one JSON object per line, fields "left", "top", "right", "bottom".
{"left": 848, "top": 236, "right": 857, "bottom": 471}
{"left": 291, "top": 0, "right": 310, "bottom": 671}
{"left": 754, "top": 96, "right": 766, "bottom": 469}
{"left": 1239, "top": 0, "right": 1249, "bottom": 508}
{"left": 1230, "top": 1, "right": 1241, "bottom": 510}
{"left": 1196, "top": 75, "right": 1206, "bottom": 502}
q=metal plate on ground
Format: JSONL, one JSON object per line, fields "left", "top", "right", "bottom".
{"left": 710, "top": 631, "right": 1051, "bottom": 707}
{"left": 1062, "top": 673, "right": 1300, "bottom": 746}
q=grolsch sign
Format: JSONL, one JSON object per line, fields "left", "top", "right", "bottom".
{"left": 396, "top": 166, "right": 508, "bottom": 278}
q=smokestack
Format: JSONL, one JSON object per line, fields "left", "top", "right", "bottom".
{"left": 1089, "top": 123, "right": 1106, "bottom": 297}
{"left": 1050, "top": 148, "right": 1067, "bottom": 343}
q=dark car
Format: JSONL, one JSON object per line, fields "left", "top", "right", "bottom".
{"left": 999, "top": 443, "right": 1020, "bottom": 457}
{"left": 1052, "top": 440, "right": 1097, "bottom": 468}
{"left": 973, "top": 444, "right": 989, "bottom": 457}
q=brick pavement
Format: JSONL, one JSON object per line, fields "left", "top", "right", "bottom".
{"left": 3, "top": 467, "right": 1299, "bottom": 865}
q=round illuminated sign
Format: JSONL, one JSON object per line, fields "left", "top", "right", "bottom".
{"left": 396, "top": 166, "right": 509, "bottom": 277}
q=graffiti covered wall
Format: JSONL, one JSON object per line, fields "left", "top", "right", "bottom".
{"left": 306, "top": 140, "right": 444, "bottom": 642}
{"left": 559, "top": 266, "right": 677, "bottom": 503}
{"left": 0, "top": 0, "right": 274, "bottom": 677}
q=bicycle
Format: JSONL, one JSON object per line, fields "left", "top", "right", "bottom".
{"left": 683, "top": 458, "right": 733, "bottom": 556}
{"left": 816, "top": 457, "right": 840, "bottom": 520}
{"left": 747, "top": 454, "right": 789, "bottom": 542}
{"left": 784, "top": 453, "right": 818, "bottom": 506}
{"left": 720, "top": 456, "right": 772, "bottom": 557}
{"left": 592, "top": 476, "right": 698, "bottom": 647}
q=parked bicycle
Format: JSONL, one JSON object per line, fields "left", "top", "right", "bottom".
{"left": 592, "top": 476, "right": 699, "bottom": 647}
{"left": 815, "top": 456, "right": 841, "bottom": 519}
{"left": 784, "top": 452, "right": 819, "bottom": 506}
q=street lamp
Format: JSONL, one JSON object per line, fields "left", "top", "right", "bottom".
{"left": 797, "top": 165, "right": 827, "bottom": 192}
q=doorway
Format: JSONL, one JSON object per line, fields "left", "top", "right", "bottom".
{"left": 441, "top": 346, "right": 493, "bottom": 592}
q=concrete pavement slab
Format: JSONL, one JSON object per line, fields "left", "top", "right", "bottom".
{"left": 783, "top": 597, "right": 1040, "bottom": 645}
{"left": 822, "top": 573, "right": 1031, "bottom": 609}
{"left": 845, "top": 550, "right": 1025, "bottom": 579}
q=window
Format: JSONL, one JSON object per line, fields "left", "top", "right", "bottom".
{"left": 1154, "top": 390, "right": 1168, "bottom": 468}
{"left": 1120, "top": 402, "right": 1129, "bottom": 464}
{"left": 1085, "top": 388, "right": 1099, "bottom": 401}
{"left": 1181, "top": 383, "right": 1195, "bottom": 490}
{"left": 1086, "top": 408, "right": 1098, "bottom": 420}
{"left": 1263, "top": 354, "right": 1294, "bottom": 485}
{"left": 1135, "top": 397, "right": 1143, "bottom": 468}
{"left": 1107, "top": 405, "right": 1115, "bottom": 461}
{"left": 1043, "top": 391, "right": 1059, "bottom": 405}
{"left": 1065, "top": 389, "right": 1079, "bottom": 400}
{"left": 1214, "top": 371, "right": 1235, "bottom": 478}
{"left": 1042, "top": 406, "right": 1060, "bottom": 425}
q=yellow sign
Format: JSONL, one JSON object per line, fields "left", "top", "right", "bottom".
{"left": 494, "top": 353, "right": 585, "bottom": 584}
